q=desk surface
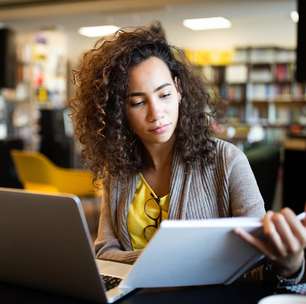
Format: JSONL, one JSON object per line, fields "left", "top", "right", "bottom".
{"left": 0, "top": 281, "right": 284, "bottom": 304}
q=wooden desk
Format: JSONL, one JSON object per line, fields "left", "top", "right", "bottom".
{"left": 0, "top": 281, "right": 284, "bottom": 304}
{"left": 283, "top": 138, "right": 306, "bottom": 151}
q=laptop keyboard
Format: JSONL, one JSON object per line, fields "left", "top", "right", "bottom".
{"left": 101, "top": 275, "right": 122, "bottom": 291}
{"left": 285, "top": 283, "right": 306, "bottom": 295}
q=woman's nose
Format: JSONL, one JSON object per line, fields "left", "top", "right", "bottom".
{"left": 147, "top": 99, "right": 163, "bottom": 122}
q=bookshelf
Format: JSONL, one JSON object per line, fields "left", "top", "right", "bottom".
{"left": 186, "top": 46, "right": 306, "bottom": 127}
{"left": 17, "top": 30, "right": 68, "bottom": 109}
{"left": 0, "top": 30, "right": 69, "bottom": 151}
{"left": 193, "top": 63, "right": 247, "bottom": 123}
{"left": 238, "top": 47, "right": 306, "bottom": 126}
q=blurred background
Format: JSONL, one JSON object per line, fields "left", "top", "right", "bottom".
{"left": 0, "top": 0, "right": 305, "bottom": 235}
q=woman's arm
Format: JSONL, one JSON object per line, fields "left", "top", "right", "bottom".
{"left": 228, "top": 148, "right": 265, "bottom": 217}
{"left": 94, "top": 185, "right": 141, "bottom": 264}
{"left": 227, "top": 146, "right": 305, "bottom": 283}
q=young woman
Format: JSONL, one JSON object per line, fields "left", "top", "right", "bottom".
{"left": 70, "top": 24, "right": 306, "bottom": 284}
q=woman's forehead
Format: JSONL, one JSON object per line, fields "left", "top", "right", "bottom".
{"left": 128, "top": 57, "right": 174, "bottom": 90}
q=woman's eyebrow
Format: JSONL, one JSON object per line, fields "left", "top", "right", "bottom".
{"left": 127, "top": 83, "right": 171, "bottom": 97}
{"left": 154, "top": 83, "right": 171, "bottom": 92}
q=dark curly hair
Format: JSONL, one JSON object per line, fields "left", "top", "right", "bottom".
{"left": 70, "top": 24, "right": 216, "bottom": 182}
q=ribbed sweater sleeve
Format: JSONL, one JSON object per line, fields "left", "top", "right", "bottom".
{"left": 94, "top": 181, "right": 141, "bottom": 264}
{"left": 226, "top": 142, "right": 265, "bottom": 217}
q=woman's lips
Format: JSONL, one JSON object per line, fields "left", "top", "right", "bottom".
{"left": 150, "top": 123, "right": 171, "bottom": 134}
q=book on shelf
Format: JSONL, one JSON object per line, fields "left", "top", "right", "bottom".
{"left": 201, "top": 65, "right": 225, "bottom": 84}
{"left": 274, "top": 63, "right": 292, "bottom": 82}
{"left": 275, "top": 84, "right": 291, "bottom": 99}
{"left": 275, "top": 108, "right": 291, "bottom": 125}
{"left": 292, "top": 83, "right": 306, "bottom": 99}
{"left": 247, "top": 84, "right": 276, "bottom": 100}
{"left": 250, "top": 48, "right": 276, "bottom": 63}
{"left": 275, "top": 48, "right": 295, "bottom": 63}
{"left": 225, "top": 65, "right": 247, "bottom": 83}
{"left": 249, "top": 67, "right": 273, "bottom": 82}
{"left": 226, "top": 85, "right": 245, "bottom": 101}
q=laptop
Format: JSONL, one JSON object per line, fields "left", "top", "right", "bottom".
{"left": 0, "top": 187, "right": 134, "bottom": 303}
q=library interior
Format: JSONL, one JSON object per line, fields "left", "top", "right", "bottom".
{"left": 0, "top": 1, "right": 306, "bottom": 302}
{"left": 0, "top": 1, "right": 305, "bottom": 226}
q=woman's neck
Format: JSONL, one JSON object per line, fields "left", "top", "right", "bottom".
{"left": 144, "top": 137, "right": 175, "bottom": 172}
{"left": 141, "top": 138, "right": 174, "bottom": 197}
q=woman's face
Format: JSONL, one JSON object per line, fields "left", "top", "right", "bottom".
{"left": 126, "top": 56, "right": 180, "bottom": 149}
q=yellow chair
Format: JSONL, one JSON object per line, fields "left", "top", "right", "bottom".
{"left": 11, "top": 149, "right": 97, "bottom": 197}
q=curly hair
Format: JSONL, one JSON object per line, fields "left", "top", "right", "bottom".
{"left": 70, "top": 24, "right": 216, "bottom": 182}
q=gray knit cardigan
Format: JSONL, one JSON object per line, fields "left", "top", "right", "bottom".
{"left": 95, "top": 139, "right": 266, "bottom": 263}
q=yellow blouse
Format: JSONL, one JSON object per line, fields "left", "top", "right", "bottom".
{"left": 127, "top": 173, "right": 169, "bottom": 250}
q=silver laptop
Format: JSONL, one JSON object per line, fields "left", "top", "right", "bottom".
{"left": 0, "top": 187, "right": 135, "bottom": 303}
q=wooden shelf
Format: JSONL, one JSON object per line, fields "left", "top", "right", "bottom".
{"left": 226, "top": 82, "right": 246, "bottom": 85}
{"left": 261, "top": 123, "right": 289, "bottom": 128}
{"left": 249, "top": 61, "right": 294, "bottom": 66}
{"left": 252, "top": 100, "right": 306, "bottom": 107}
{"left": 249, "top": 62, "right": 273, "bottom": 66}
{"left": 227, "top": 100, "right": 245, "bottom": 106}
{"left": 249, "top": 80, "right": 292, "bottom": 84}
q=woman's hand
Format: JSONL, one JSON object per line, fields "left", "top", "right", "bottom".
{"left": 235, "top": 206, "right": 306, "bottom": 277}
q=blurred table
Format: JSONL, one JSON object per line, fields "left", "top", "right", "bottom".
{"left": 0, "top": 281, "right": 285, "bottom": 304}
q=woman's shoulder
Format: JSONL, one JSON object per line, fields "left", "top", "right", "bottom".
{"left": 213, "top": 138, "right": 246, "bottom": 164}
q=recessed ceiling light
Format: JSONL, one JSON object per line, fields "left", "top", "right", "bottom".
{"left": 290, "top": 11, "right": 299, "bottom": 23}
{"left": 78, "top": 25, "right": 119, "bottom": 37}
{"left": 183, "top": 17, "right": 231, "bottom": 31}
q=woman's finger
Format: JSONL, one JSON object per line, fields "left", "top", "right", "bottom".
{"left": 234, "top": 228, "right": 276, "bottom": 261}
{"left": 272, "top": 212, "right": 301, "bottom": 254}
{"left": 281, "top": 208, "right": 306, "bottom": 247}
{"left": 263, "top": 211, "right": 288, "bottom": 258}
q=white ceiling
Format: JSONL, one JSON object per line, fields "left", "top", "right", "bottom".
{"left": 0, "top": 0, "right": 297, "bottom": 62}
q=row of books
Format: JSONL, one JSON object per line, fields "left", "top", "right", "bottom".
{"left": 201, "top": 63, "right": 295, "bottom": 84}
{"left": 252, "top": 106, "right": 306, "bottom": 125}
{"left": 247, "top": 83, "right": 306, "bottom": 101}
{"left": 233, "top": 47, "right": 295, "bottom": 64}
{"left": 213, "top": 83, "right": 305, "bottom": 103}
{"left": 249, "top": 63, "right": 294, "bottom": 83}
{"left": 220, "top": 85, "right": 245, "bottom": 102}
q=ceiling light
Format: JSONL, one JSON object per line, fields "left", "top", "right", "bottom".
{"left": 290, "top": 11, "right": 299, "bottom": 23}
{"left": 183, "top": 17, "right": 231, "bottom": 31}
{"left": 78, "top": 25, "right": 119, "bottom": 37}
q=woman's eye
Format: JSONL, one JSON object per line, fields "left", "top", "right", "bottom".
{"left": 130, "top": 100, "right": 144, "bottom": 107}
{"left": 160, "top": 93, "right": 171, "bottom": 99}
